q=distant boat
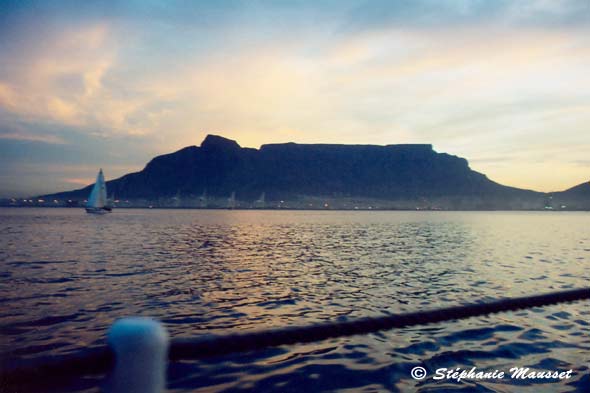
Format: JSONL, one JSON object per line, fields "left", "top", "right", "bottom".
{"left": 86, "top": 169, "right": 112, "bottom": 214}
{"left": 254, "top": 192, "right": 265, "bottom": 208}
{"left": 199, "top": 190, "right": 207, "bottom": 208}
{"left": 227, "top": 191, "right": 236, "bottom": 209}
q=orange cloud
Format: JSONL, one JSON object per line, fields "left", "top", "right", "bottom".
{"left": 62, "top": 177, "right": 94, "bottom": 186}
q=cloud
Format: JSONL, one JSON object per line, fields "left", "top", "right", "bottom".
{"left": 0, "top": 132, "right": 67, "bottom": 144}
{"left": 0, "top": 23, "right": 117, "bottom": 126}
{"left": 0, "top": 161, "right": 142, "bottom": 197}
{"left": 0, "top": 0, "right": 588, "bottom": 195}
{"left": 339, "top": 0, "right": 590, "bottom": 33}
{"left": 62, "top": 177, "right": 94, "bottom": 186}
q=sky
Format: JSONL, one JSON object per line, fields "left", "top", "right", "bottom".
{"left": 0, "top": 0, "right": 589, "bottom": 197}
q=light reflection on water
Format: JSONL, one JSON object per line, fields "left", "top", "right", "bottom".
{"left": 0, "top": 208, "right": 589, "bottom": 392}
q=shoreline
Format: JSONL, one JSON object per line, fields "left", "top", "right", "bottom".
{"left": 0, "top": 205, "right": 588, "bottom": 212}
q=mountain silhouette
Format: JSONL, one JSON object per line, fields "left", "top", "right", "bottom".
{"left": 40, "top": 135, "right": 588, "bottom": 209}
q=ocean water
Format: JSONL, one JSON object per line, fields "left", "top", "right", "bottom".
{"left": 0, "top": 208, "right": 589, "bottom": 392}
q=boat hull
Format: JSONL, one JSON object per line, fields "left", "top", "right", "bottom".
{"left": 85, "top": 207, "right": 112, "bottom": 214}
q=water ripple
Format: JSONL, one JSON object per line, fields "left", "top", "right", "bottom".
{"left": 1, "top": 208, "right": 589, "bottom": 392}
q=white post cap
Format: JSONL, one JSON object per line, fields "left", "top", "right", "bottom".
{"left": 107, "top": 317, "right": 169, "bottom": 393}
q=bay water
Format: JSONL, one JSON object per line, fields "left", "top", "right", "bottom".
{"left": 1, "top": 208, "right": 589, "bottom": 392}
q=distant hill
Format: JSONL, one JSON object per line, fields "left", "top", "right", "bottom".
{"left": 39, "top": 135, "right": 587, "bottom": 210}
{"left": 550, "top": 181, "right": 590, "bottom": 210}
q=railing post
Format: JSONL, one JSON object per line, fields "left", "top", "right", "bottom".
{"left": 107, "top": 317, "right": 169, "bottom": 393}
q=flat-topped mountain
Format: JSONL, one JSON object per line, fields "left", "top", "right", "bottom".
{"left": 40, "top": 135, "right": 588, "bottom": 209}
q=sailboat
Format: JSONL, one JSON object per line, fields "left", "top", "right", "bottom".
{"left": 227, "top": 191, "right": 236, "bottom": 209}
{"left": 254, "top": 192, "right": 266, "bottom": 208}
{"left": 86, "top": 169, "right": 112, "bottom": 214}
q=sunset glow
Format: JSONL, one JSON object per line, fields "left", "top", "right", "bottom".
{"left": 1, "top": 1, "right": 589, "bottom": 196}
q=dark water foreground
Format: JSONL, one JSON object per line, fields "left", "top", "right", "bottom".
{"left": 1, "top": 208, "right": 589, "bottom": 392}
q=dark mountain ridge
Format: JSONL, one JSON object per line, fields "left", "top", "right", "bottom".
{"left": 40, "top": 135, "right": 588, "bottom": 210}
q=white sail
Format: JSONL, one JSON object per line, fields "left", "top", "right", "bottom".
{"left": 87, "top": 169, "right": 107, "bottom": 208}
{"left": 228, "top": 191, "right": 236, "bottom": 209}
